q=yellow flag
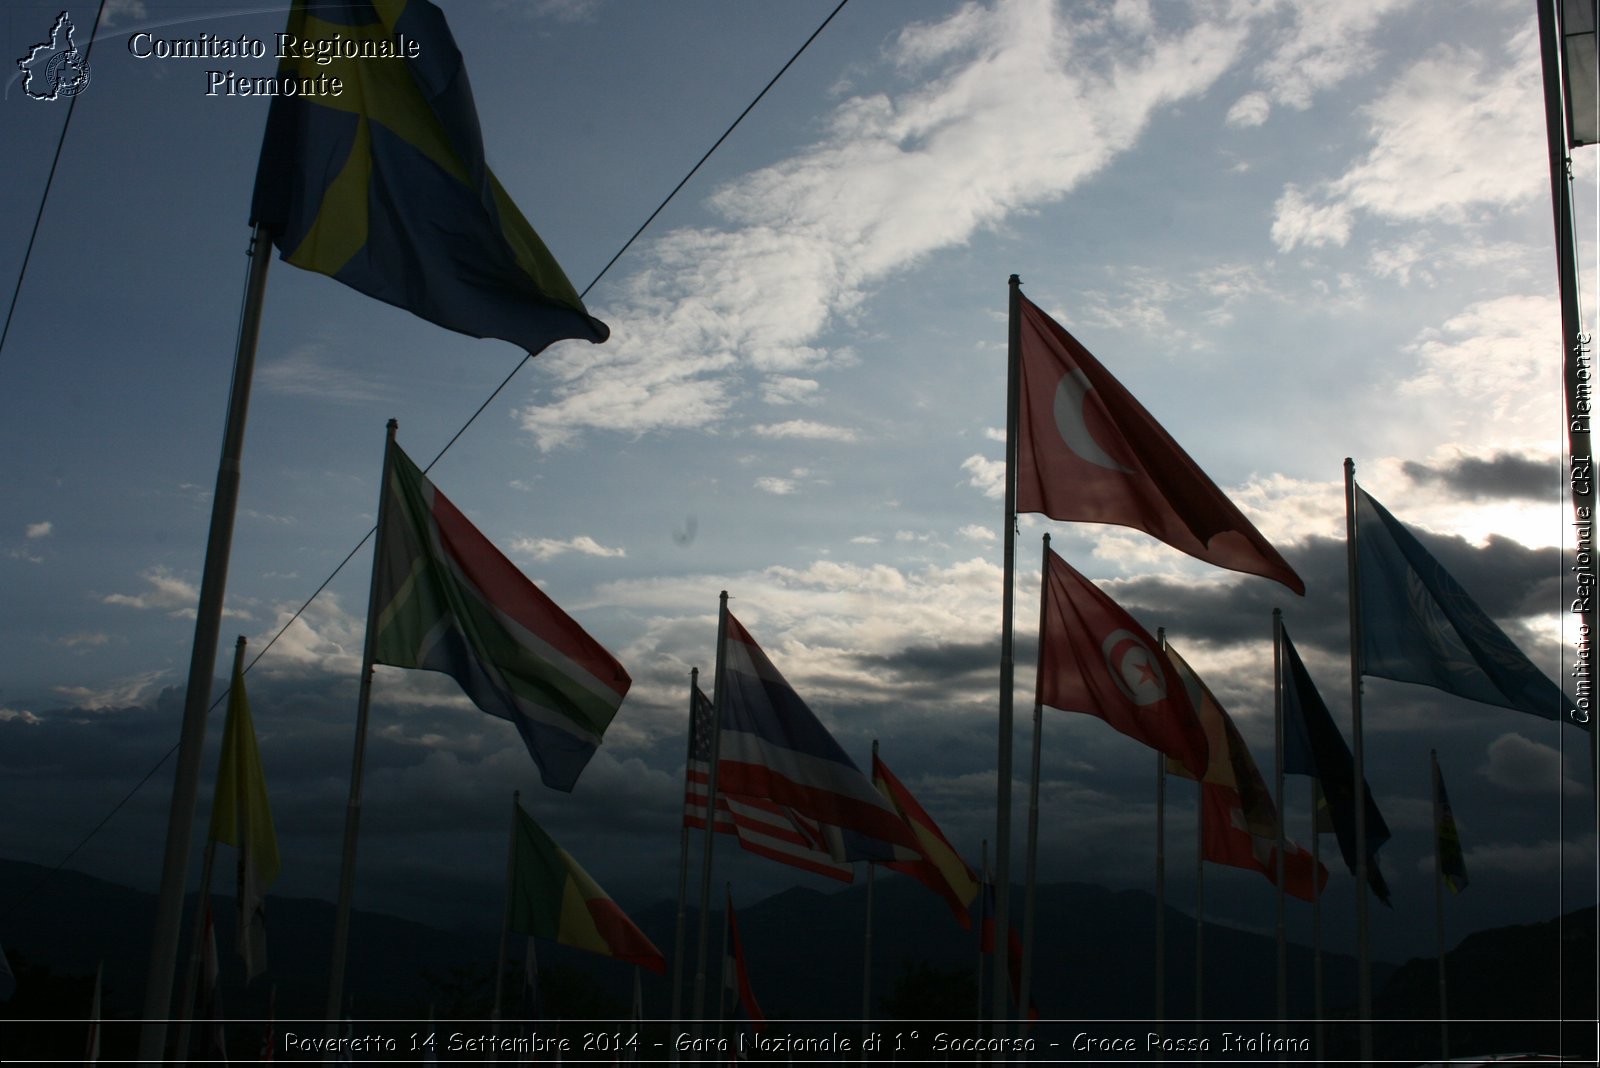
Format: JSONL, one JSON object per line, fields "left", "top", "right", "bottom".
{"left": 209, "top": 660, "right": 280, "bottom": 979}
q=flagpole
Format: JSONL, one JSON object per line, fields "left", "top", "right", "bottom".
{"left": 325, "top": 418, "right": 400, "bottom": 1026}
{"left": 1018, "top": 532, "right": 1050, "bottom": 1029}
{"left": 1343, "top": 457, "right": 1373, "bottom": 1061}
{"left": 1194, "top": 769, "right": 1205, "bottom": 1030}
{"left": 1431, "top": 750, "right": 1449, "bottom": 1062}
{"left": 174, "top": 636, "right": 244, "bottom": 1063}
{"left": 693, "top": 592, "right": 730, "bottom": 1026}
{"left": 1537, "top": 0, "right": 1599, "bottom": 785}
{"left": 718, "top": 884, "right": 733, "bottom": 1035}
{"left": 863, "top": 740, "right": 879, "bottom": 1036}
{"left": 140, "top": 224, "right": 273, "bottom": 1060}
{"left": 671, "top": 669, "right": 700, "bottom": 1032}
{"left": 993, "top": 273, "right": 1023, "bottom": 1029}
{"left": 1273, "top": 608, "right": 1287, "bottom": 1023}
{"left": 1155, "top": 748, "right": 1166, "bottom": 1049}
{"left": 1311, "top": 788, "right": 1324, "bottom": 1060}
{"left": 492, "top": 790, "right": 521, "bottom": 1033}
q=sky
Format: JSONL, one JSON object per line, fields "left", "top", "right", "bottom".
{"left": 0, "top": 0, "right": 1595, "bottom": 1007}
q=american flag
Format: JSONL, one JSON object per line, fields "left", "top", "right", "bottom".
{"left": 683, "top": 685, "right": 852, "bottom": 881}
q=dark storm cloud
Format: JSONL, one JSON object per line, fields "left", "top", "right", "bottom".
{"left": 1402, "top": 452, "right": 1564, "bottom": 502}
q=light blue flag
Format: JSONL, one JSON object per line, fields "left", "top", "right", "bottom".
{"left": 1355, "top": 486, "right": 1582, "bottom": 728}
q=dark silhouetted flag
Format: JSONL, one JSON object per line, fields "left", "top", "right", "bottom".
{"left": 373, "top": 444, "right": 631, "bottom": 791}
{"left": 1164, "top": 644, "right": 1327, "bottom": 901}
{"left": 251, "top": 0, "right": 608, "bottom": 355}
{"left": 872, "top": 751, "right": 980, "bottom": 926}
{"left": 1037, "top": 548, "right": 1209, "bottom": 778}
{"left": 1432, "top": 757, "right": 1469, "bottom": 894}
{"left": 1015, "top": 294, "right": 1302, "bottom": 593}
{"left": 716, "top": 609, "right": 919, "bottom": 861}
{"left": 508, "top": 802, "right": 666, "bottom": 974}
{"left": 1355, "top": 485, "right": 1581, "bottom": 728}
{"left": 1281, "top": 626, "right": 1392, "bottom": 905}
{"left": 724, "top": 891, "right": 764, "bottom": 1034}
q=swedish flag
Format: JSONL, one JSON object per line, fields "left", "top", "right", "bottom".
{"left": 250, "top": 0, "right": 608, "bottom": 354}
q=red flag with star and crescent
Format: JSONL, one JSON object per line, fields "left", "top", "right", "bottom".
{"left": 1036, "top": 548, "right": 1209, "bottom": 778}
{"left": 1015, "top": 294, "right": 1304, "bottom": 595}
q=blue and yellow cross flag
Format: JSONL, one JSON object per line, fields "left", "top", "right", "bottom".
{"left": 250, "top": 0, "right": 609, "bottom": 355}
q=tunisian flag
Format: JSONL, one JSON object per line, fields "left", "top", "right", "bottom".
{"left": 1015, "top": 294, "right": 1303, "bottom": 595}
{"left": 1163, "top": 644, "right": 1328, "bottom": 901}
{"left": 1036, "top": 549, "right": 1209, "bottom": 778}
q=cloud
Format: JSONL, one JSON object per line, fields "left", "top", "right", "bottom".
{"left": 961, "top": 453, "right": 1005, "bottom": 500}
{"left": 750, "top": 420, "right": 861, "bottom": 443}
{"left": 1272, "top": 27, "right": 1544, "bottom": 250}
{"left": 754, "top": 476, "right": 799, "bottom": 496}
{"left": 1248, "top": 0, "right": 1417, "bottom": 111}
{"left": 959, "top": 524, "right": 996, "bottom": 543}
{"left": 1481, "top": 732, "right": 1588, "bottom": 796}
{"left": 102, "top": 566, "right": 252, "bottom": 621}
{"left": 1224, "top": 90, "right": 1270, "bottom": 128}
{"left": 516, "top": 0, "right": 1251, "bottom": 448}
{"left": 1401, "top": 451, "right": 1564, "bottom": 503}
{"left": 259, "top": 342, "right": 390, "bottom": 404}
{"left": 509, "top": 534, "right": 626, "bottom": 562}
{"left": 25, "top": 521, "right": 52, "bottom": 539}
{"left": 52, "top": 669, "right": 169, "bottom": 711}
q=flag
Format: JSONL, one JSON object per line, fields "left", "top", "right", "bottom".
{"left": 1280, "top": 626, "right": 1392, "bottom": 904}
{"left": 716, "top": 609, "right": 920, "bottom": 861}
{"left": 870, "top": 752, "right": 981, "bottom": 926}
{"left": 1015, "top": 294, "right": 1303, "bottom": 594}
{"left": 198, "top": 903, "right": 228, "bottom": 1063}
{"left": 373, "top": 444, "right": 631, "bottom": 791}
{"left": 251, "top": 0, "right": 608, "bottom": 356}
{"left": 1162, "top": 645, "right": 1327, "bottom": 901}
{"left": 723, "top": 891, "right": 764, "bottom": 1034}
{"left": 1355, "top": 486, "right": 1582, "bottom": 728}
{"left": 1433, "top": 757, "right": 1469, "bottom": 894}
{"left": 684, "top": 684, "right": 853, "bottom": 881}
{"left": 207, "top": 656, "right": 280, "bottom": 980}
{"left": 978, "top": 878, "right": 1039, "bottom": 1023}
{"left": 508, "top": 803, "right": 666, "bottom": 974}
{"left": 1036, "top": 548, "right": 1209, "bottom": 778}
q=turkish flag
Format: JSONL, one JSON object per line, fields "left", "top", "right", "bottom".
{"left": 1036, "top": 548, "right": 1209, "bottom": 778}
{"left": 1015, "top": 294, "right": 1304, "bottom": 595}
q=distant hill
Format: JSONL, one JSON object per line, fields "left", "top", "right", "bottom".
{"left": 1, "top": 857, "right": 1590, "bottom": 1062}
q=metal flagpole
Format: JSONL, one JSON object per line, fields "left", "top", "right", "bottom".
{"left": 692, "top": 593, "right": 730, "bottom": 1026}
{"left": 1343, "top": 457, "right": 1373, "bottom": 1061}
{"left": 1018, "top": 532, "right": 1050, "bottom": 1027}
{"left": 670, "top": 668, "right": 701, "bottom": 1032}
{"left": 993, "top": 273, "right": 1024, "bottom": 1030}
{"left": 1155, "top": 748, "right": 1166, "bottom": 1044}
{"left": 718, "top": 883, "right": 733, "bottom": 1036}
{"left": 174, "top": 636, "right": 246, "bottom": 1063}
{"left": 1431, "top": 750, "right": 1449, "bottom": 1062}
{"left": 140, "top": 224, "right": 273, "bottom": 1061}
{"left": 863, "top": 739, "right": 879, "bottom": 1036}
{"left": 1273, "top": 609, "right": 1288, "bottom": 1023}
{"left": 492, "top": 791, "right": 521, "bottom": 1033}
{"left": 324, "top": 419, "right": 400, "bottom": 1026}
{"left": 1311, "top": 787, "right": 1324, "bottom": 1060}
{"left": 1536, "top": 0, "right": 1599, "bottom": 785}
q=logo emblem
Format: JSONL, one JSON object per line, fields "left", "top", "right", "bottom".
{"left": 1101, "top": 629, "right": 1167, "bottom": 705}
{"left": 18, "top": 12, "right": 92, "bottom": 102}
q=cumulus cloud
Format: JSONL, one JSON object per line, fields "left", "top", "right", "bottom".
{"left": 509, "top": 534, "right": 626, "bottom": 562}
{"left": 750, "top": 420, "right": 861, "bottom": 443}
{"left": 516, "top": 0, "right": 1251, "bottom": 449}
{"left": 1272, "top": 27, "right": 1544, "bottom": 251}
{"left": 26, "top": 521, "right": 52, "bottom": 539}
{"left": 1482, "top": 732, "right": 1587, "bottom": 796}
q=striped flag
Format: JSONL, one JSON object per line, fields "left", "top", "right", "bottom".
{"left": 208, "top": 655, "right": 280, "bottom": 980}
{"left": 508, "top": 802, "right": 666, "bottom": 974}
{"left": 723, "top": 891, "right": 764, "bottom": 1034}
{"left": 1433, "top": 757, "right": 1469, "bottom": 894}
{"left": 683, "top": 684, "right": 852, "bottom": 881}
{"left": 716, "top": 608, "right": 920, "bottom": 861}
{"left": 871, "top": 751, "right": 980, "bottom": 926}
{"left": 373, "top": 443, "right": 631, "bottom": 791}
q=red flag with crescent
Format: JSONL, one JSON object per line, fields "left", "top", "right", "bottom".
{"left": 1015, "top": 294, "right": 1303, "bottom": 595}
{"left": 1036, "top": 548, "right": 1209, "bottom": 778}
